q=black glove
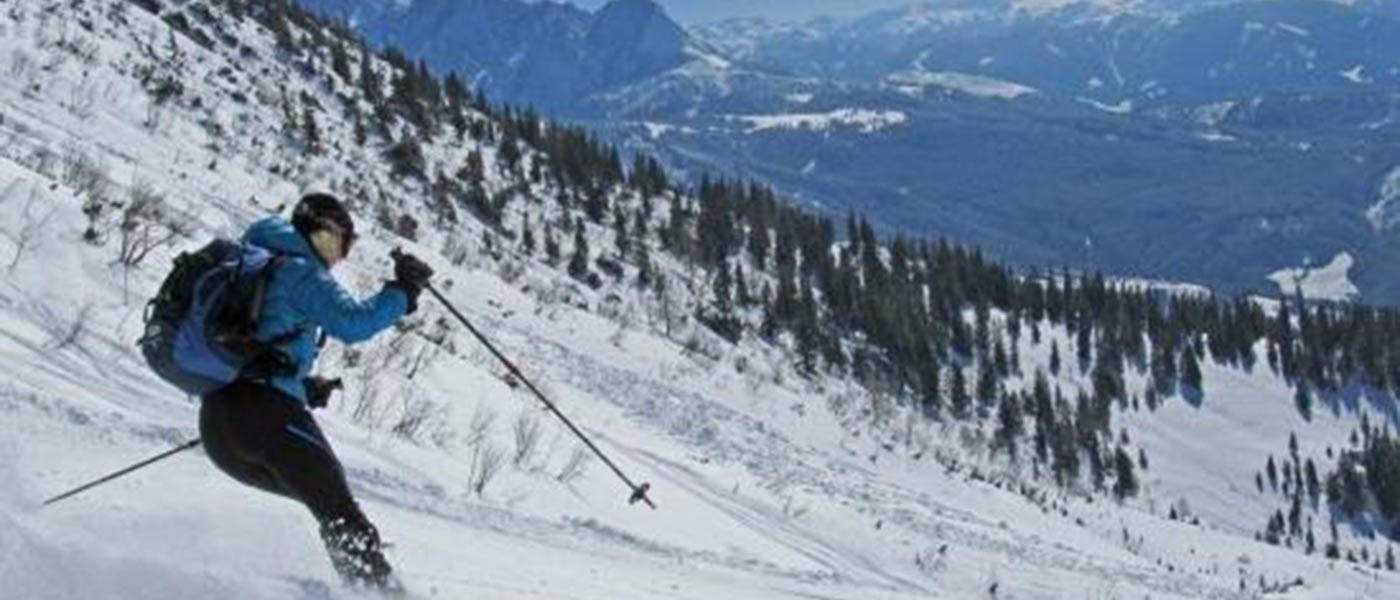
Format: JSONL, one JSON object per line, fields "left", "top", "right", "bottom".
{"left": 388, "top": 249, "right": 434, "bottom": 314}
{"left": 304, "top": 376, "right": 343, "bottom": 409}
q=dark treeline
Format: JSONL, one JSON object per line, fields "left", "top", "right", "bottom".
{"left": 174, "top": 0, "right": 1400, "bottom": 524}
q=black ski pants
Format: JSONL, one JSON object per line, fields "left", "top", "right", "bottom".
{"left": 199, "top": 379, "right": 367, "bottom": 528}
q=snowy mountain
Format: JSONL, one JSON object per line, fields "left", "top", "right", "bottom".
{"left": 294, "top": 0, "right": 1400, "bottom": 301}
{"left": 1, "top": 1, "right": 1399, "bottom": 599}
{"left": 633, "top": 0, "right": 1400, "bottom": 303}
{"left": 297, "top": 0, "right": 704, "bottom": 115}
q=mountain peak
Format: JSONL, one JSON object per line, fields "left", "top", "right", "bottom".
{"left": 594, "top": 0, "right": 674, "bottom": 24}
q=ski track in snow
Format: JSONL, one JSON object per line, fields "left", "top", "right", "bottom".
{"left": 459, "top": 305, "right": 1250, "bottom": 598}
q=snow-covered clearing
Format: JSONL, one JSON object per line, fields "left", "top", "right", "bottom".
{"left": 727, "top": 109, "right": 908, "bottom": 134}
{"left": 1267, "top": 252, "right": 1360, "bottom": 302}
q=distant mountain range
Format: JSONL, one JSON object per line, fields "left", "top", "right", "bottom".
{"left": 299, "top": 0, "right": 696, "bottom": 112}
{"left": 300, "top": 0, "right": 1400, "bottom": 302}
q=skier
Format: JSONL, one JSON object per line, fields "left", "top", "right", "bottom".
{"left": 198, "top": 193, "right": 433, "bottom": 590}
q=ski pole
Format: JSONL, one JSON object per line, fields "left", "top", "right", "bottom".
{"left": 42, "top": 438, "right": 203, "bottom": 507}
{"left": 422, "top": 280, "right": 656, "bottom": 510}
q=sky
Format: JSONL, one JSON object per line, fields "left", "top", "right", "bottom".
{"left": 566, "top": 0, "right": 919, "bottom": 25}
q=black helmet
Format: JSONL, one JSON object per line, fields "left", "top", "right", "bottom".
{"left": 292, "top": 193, "right": 356, "bottom": 247}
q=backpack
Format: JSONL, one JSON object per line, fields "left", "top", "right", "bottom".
{"left": 139, "top": 239, "right": 292, "bottom": 396}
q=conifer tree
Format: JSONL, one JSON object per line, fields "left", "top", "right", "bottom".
{"left": 995, "top": 393, "right": 1023, "bottom": 459}
{"left": 920, "top": 361, "right": 941, "bottom": 418}
{"left": 976, "top": 359, "right": 998, "bottom": 414}
{"left": 1112, "top": 445, "right": 1138, "bottom": 499}
{"left": 330, "top": 39, "right": 351, "bottom": 82}
{"left": 521, "top": 213, "right": 535, "bottom": 255}
{"left": 950, "top": 367, "right": 971, "bottom": 419}
{"left": 301, "top": 103, "right": 320, "bottom": 155}
{"left": 1182, "top": 344, "right": 1203, "bottom": 392}
{"left": 544, "top": 222, "right": 560, "bottom": 264}
{"left": 568, "top": 219, "right": 589, "bottom": 280}
{"left": 613, "top": 205, "right": 630, "bottom": 260}
{"left": 358, "top": 46, "right": 381, "bottom": 107}
{"left": 1295, "top": 384, "right": 1313, "bottom": 421}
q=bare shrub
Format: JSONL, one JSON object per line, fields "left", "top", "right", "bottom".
{"left": 349, "top": 372, "right": 382, "bottom": 428}
{"left": 467, "top": 442, "right": 505, "bottom": 496}
{"left": 463, "top": 404, "right": 497, "bottom": 450}
{"left": 556, "top": 447, "right": 591, "bottom": 484}
{"left": 48, "top": 301, "right": 96, "bottom": 351}
{"left": 511, "top": 412, "right": 542, "bottom": 468}
{"left": 67, "top": 72, "right": 98, "bottom": 119}
{"left": 9, "top": 49, "right": 32, "bottom": 78}
{"left": 115, "top": 180, "right": 186, "bottom": 269}
{"left": 29, "top": 146, "right": 57, "bottom": 178}
{"left": 442, "top": 234, "right": 471, "bottom": 267}
{"left": 390, "top": 387, "right": 446, "bottom": 442}
{"left": 63, "top": 147, "right": 113, "bottom": 243}
{"left": 497, "top": 255, "right": 527, "bottom": 284}
{"left": 63, "top": 35, "right": 100, "bottom": 67}
{"left": 4, "top": 185, "right": 58, "bottom": 273}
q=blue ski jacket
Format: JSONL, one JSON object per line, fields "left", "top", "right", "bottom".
{"left": 243, "top": 217, "right": 407, "bottom": 403}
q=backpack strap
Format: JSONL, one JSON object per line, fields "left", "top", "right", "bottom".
{"left": 237, "top": 254, "right": 304, "bottom": 381}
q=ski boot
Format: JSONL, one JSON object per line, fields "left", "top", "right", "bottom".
{"left": 320, "top": 516, "right": 403, "bottom": 595}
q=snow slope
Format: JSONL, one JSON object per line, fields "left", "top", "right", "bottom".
{"left": 0, "top": 2, "right": 1395, "bottom": 599}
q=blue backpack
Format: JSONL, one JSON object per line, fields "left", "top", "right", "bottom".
{"left": 139, "top": 239, "right": 292, "bottom": 396}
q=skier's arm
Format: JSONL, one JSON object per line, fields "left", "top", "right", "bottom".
{"left": 287, "top": 265, "right": 408, "bottom": 344}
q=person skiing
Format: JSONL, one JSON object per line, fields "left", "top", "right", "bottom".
{"left": 198, "top": 193, "right": 433, "bottom": 590}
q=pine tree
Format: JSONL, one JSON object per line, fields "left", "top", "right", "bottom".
{"left": 358, "top": 46, "right": 381, "bottom": 106}
{"left": 1305, "top": 458, "right": 1320, "bottom": 505}
{"left": 613, "top": 205, "right": 630, "bottom": 260}
{"left": 568, "top": 220, "right": 589, "bottom": 280}
{"left": 1031, "top": 372, "right": 1053, "bottom": 462}
{"left": 1076, "top": 321, "right": 1093, "bottom": 369}
{"left": 636, "top": 242, "right": 653, "bottom": 288}
{"left": 1181, "top": 345, "right": 1203, "bottom": 392}
{"left": 1050, "top": 340, "right": 1062, "bottom": 375}
{"left": 995, "top": 393, "right": 1023, "bottom": 459}
{"left": 352, "top": 110, "right": 367, "bottom": 145}
{"left": 521, "top": 213, "right": 535, "bottom": 255}
{"left": 920, "top": 361, "right": 941, "bottom": 418}
{"left": 1288, "top": 493, "right": 1303, "bottom": 537}
{"left": 1295, "top": 384, "right": 1312, "bottom": 421}
{"left": 735, "top": 264, "right": 752, "bottom": 307}
{"left": 330, "top": 39, "right": 351, "bottom": 82}
{"left": 301, "top": 104, "right": 320, "bottom": 155}
{"left": 950, "top": 367, "right": 971, "bottom": 419}
{"left": 976, "top": 359, "right": 998, "bottom": 414}
{"left": 1112, "top": 445, "right": 1138, "bottom": 500}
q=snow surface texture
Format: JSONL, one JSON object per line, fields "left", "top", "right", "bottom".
{"left": 0, "top": 2, "right": 1395, "bottom": 599}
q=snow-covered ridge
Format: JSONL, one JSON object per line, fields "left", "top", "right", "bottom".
{"left": 1365, "top": 165, "right": 1400, "bottom": 231}
{"left": 727, "top": 108, "right": 909, "bottom": 134}
{"left": 884, "top": 70, "right": 1040, "bottom": 100}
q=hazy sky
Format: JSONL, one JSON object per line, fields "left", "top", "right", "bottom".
{"left": 567, "top": 0, "right": 918, "bottom": 25}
